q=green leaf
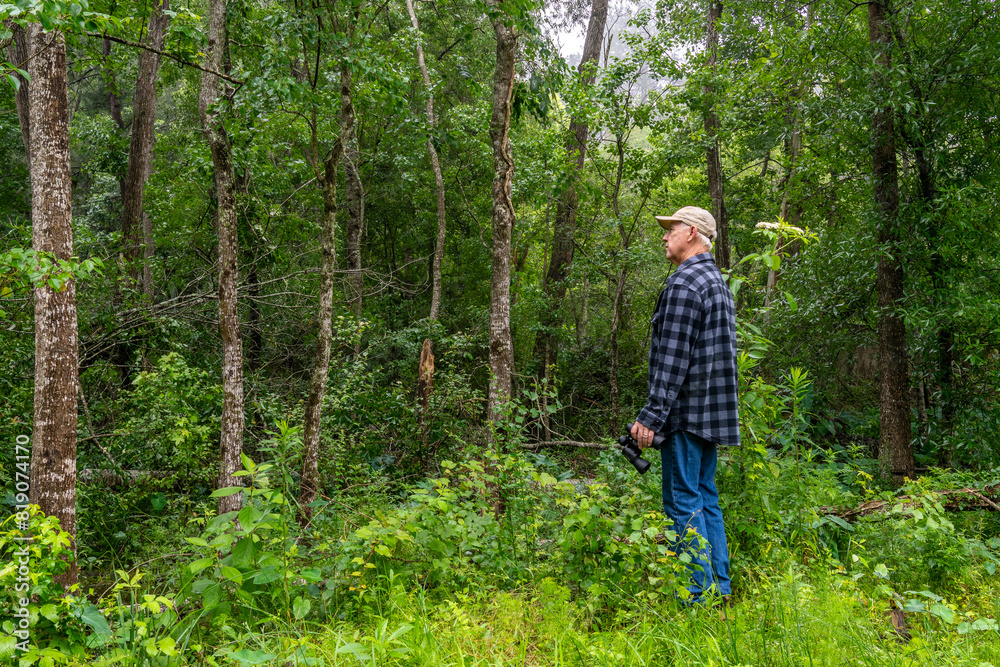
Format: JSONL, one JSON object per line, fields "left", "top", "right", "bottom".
{"left": 252, "top": 567, "right": 281, "bottom": 584}
{"left": 220, "top": 566, "right": 243, "bottom": 585}
{"left": 207, "top": 510, "right": 240, "bottom": 532}
{"left": 824, "top": 515, "right": 853, "bottom": 531}
{"left": 971, "top": 618, "right": 998, "bottom": 631}
{"left": 188, "top": 558, "right": 214, "bottom": 574}
{"left": 232, "top": 537, "right": 255, "bottom": 567}
{"left": 225, "top": 649, "right": 278, "bottom": 665}
{"left": 298, "top": 567, "right": 322, "bottom": 582}
{"left": 210, "top": 486, "right": 244, "bottom": 498}
{"left": 0, "top": 635, "right": 14, "bottom": 661}
{"left": 201, "top": 582, "right": 222, "bottom": 608}
{"left": 784, "top": 291, "right": 797, "bottom": 312}
{"left": 39, "top": 604, "right": 59, "bottom": 623}
{"left": 292, "top": 596, "right": 311, "bottom": 619}
{"left": 78, "top": 604, "right": 112, "bottom": 640}
{"left": 929, "top": 603, "right": 955, "bottom": 624}
{"left": 336, "top": 643, "right": 373, "bottom": 661}
{"left": 149, "top": 492, "right": 167, "bottom": 511}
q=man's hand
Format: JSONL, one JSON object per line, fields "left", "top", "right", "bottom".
{"left": 630, "top": 421, "right": 655, "bottom": 450}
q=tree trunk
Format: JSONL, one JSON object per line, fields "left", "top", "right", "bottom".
{"left": 404, "top": 0, "right": 447, "bottom": 438}
{"left": 487, "top": 16, "right": 516, "bottom": 427}
{"left": 121, "top": 0, "right": 169, "bottom": 294}
{"left": 405, "top": 0, "right": 448, "bottom": 322}
{"left": 766, "top": 1, "right": 809, "bottom": 303}
{"left": 102, "top": 36, "right": 125, "bottom": 130}
{"left": 535, "top": 0, "right": 607, "bottom": 376}
{"left": 609, "top": 267, "right": 627, "bottom": 427}
{"left": 199, "top": 0, "right": 244, "bottom": 514}
{"left": 6, "top": 22, "right": 31, "bottom": 160}
{"left": 705, "top": 0, "right": 730, "bottom": 270}
{"left": 26, "top": 24, "right": 79, "bottom": 587}
{"left": 297, "top": 145, "right": 342, "bottom": 524}
{"left": 341, "top": 61, "right": 364, "bottom": 316}
{"left": 298, "top": 44, "right": 352, "bottom": 521}
{"left": 246, "top": 263, "right": 263, "bottom": 371}
{"left": 869, "top": 0, "right": 914, "bottom": 486}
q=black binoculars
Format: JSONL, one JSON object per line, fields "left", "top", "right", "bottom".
{"left": 618, "top": 429, "right": 666, "bottom": 474}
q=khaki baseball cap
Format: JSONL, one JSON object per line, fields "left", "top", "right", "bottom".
{"left": 655, "top": 206, "right": 717, "bottom": 241}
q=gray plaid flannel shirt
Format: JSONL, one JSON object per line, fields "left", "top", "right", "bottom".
{"left": 636, "top": 253, "right": 740, "bottom": 447}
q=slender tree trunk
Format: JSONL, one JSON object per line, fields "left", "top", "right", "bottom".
{"left": 404, "top": 0, "right": 443, "bottom": 434}
{"left": 246, "top": 264, "right": 263, "bottom": 371}
{"left": 298, "top": 36, "right": 354, "bottom": 519}
{"left": 199, "top": 0, "right": 244, "bottom": 514}
{"left": 341, "top": 61, "right": 364, "bottom": 316}
{"left": 910, "top": 147, "right": 955, "bottom": 464}
{"left": 26, "top": 24, "right": 79, "bottom": 587}
{"left": 609, "top": 267, "right": 627, "bottom": 426}
{"left": 6, "top": 23, "right": 31, "bottom": 160}
{"left": 766, "top": 1, "right": 808, "bottom": 303}
{"left": 102, "top": 37, "right": 125, "bottom": 130}
{"left": 121, "top": 0, "right": 169, "bottom": 294}
{"left": 705, "top": 0, "right": 730, "bottom": 270}
{"left": 487, "top": 16, "right": 516, "bottom": 427}
{"left": 297, "top": 144, "right": 342, "bottom": 524}
{"left": 608, "top": 134, "right": 631, "bottom": 429}
{"left": 405, "top": 0, "right": 448, "bottom": 322}
{"left": 869, "top": 0, "right": 914, "bottom": 485}
{"left": 535, "top": 0, "right": 607, "bottom": 376}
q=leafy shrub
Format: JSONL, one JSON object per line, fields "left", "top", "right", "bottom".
{"left": 178, "top": 428, "right": 322, "bottom": 628}
{"left": 544, "top": 476, "right": 689, "bottom": 608}
{"left": 0, "top": 507, "right": 102, "bottom": 665}
{"left": 116, "top": 352, "right": 222, "bottom": 479}
{"left": 333, "top": 451, "right": 692, "bottom": 615}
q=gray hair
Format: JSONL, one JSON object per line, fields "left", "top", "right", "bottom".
{"left": 690, "top": 226, "right": 713, "bottom": 252}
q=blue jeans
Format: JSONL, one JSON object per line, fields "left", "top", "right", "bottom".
{"left": 660, "top": 430, "right": 731, "bottom": 599}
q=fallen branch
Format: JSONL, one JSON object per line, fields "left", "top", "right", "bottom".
{"left": 522, "top": 440, "right": 609, "bottom": 451}
{"left": 78, "top": 469, "right": 173, "bottom": 486}
{"left": 820, "top": 485, "right": 1000, "bottom": 521}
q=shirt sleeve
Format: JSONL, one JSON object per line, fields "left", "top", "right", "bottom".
{"left": 636, "top": 283, "right": 703, "bottom": 433}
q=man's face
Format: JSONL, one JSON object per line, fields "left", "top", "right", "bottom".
{"left": 662, "top": 222, "right": 693, "bottom": 266}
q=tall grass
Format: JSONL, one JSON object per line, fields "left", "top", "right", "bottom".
{"left": 127, "top": 563, "right": 995, "bottom": 667}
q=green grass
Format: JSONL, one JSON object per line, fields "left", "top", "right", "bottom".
{"left": 140, "top": 563, "right": 999, "bottom": 667}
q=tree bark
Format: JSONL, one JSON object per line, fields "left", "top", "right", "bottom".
{"left": 297, "top": 44, "right": 353, "bottom": 521}
{"left": 297, "top": 144, "right": 342, "bottom": 525}
{"left": 705, "top": 0, "right": 730, "bottom": 270}
{"left": 535, "top": 0, "right": 607, "bottom": 376}
{"left": 341, "top": 61, "right": 364, "bottom": 316}
{"left": 405, "top": 0, "right": 448, "bottom": 322}
{"left": 121, "top": 0, "right": 169, "bottom": 295}
{"left": 869, "top": 0, "right": 914, "bottom": 486}
{"left": 487, "top": 15, "right": 517, "bottom": 427}
{"left": 199, "top": 0, "right": 244, "bottom": 514}
{"left": 26, "top": 24, "right": 79, "bottom": 586}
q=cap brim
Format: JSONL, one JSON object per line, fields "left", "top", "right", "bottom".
{"left": 655, "top": 215, "right": 683, "bottom": 230}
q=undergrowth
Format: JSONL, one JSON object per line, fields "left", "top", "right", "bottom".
{"left": 3, "top": 370, "right": 1000, "bottom": 665}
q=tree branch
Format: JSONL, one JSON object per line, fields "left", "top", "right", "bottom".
{"left": 83, "top": 32, "right": 246, "bottom": 86}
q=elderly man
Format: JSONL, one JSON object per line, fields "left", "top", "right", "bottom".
{"left": 630, "top": 205, "right": 740, "bottom": 605}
